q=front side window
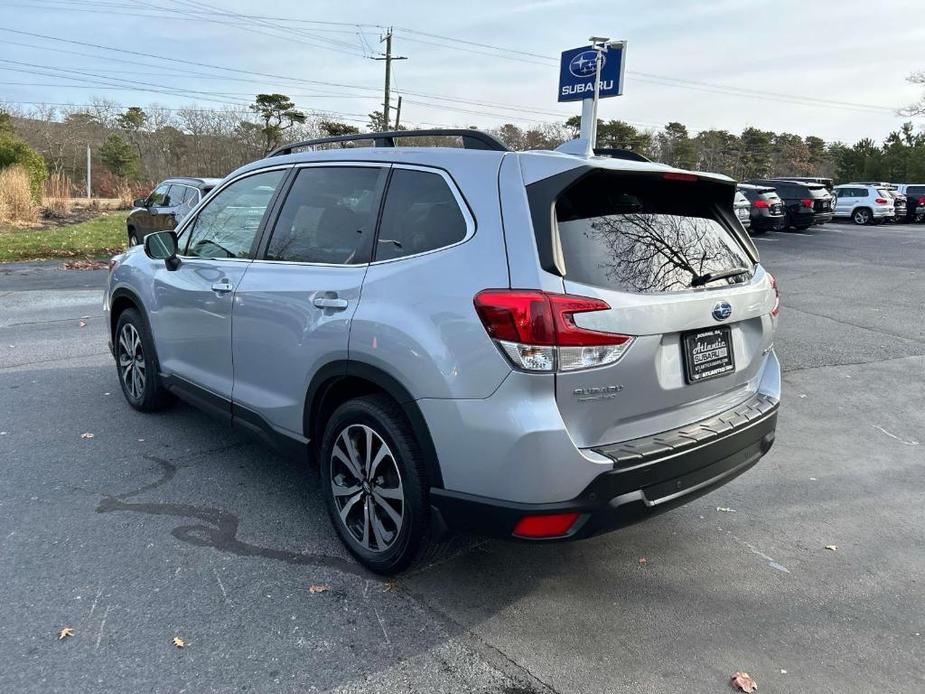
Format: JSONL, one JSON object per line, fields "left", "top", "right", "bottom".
{"left": 375, "top": 169, "right": 468, "bottom": 261}
{"left": 146, "top": 183, "right": 170, "bottom": 207}
{"left": 555, "top": 173, "right": 752, "bottom": 294}
{"left": 183, "top": 169, "right": 285, "bottom": 259}
{"left": 266, "top": 166, "right": 386, "bottom": 264}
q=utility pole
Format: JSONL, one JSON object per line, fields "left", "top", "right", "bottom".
{"left": 394, "top": 95, "right": 402, "bottom": 130}
{"left": 86, "top": 144, "right": 91, "bottom": 199}
{"left": 372, "top": 27, "right": 406, "bottom": 130}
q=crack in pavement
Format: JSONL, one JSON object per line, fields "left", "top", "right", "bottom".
{"left": 781, "top": 352, "right": 925, "bottom": 375}
{"left": 785, "top": 304, "right": 925, "bottom": 345}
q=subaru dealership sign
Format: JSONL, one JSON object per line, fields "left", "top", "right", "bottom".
{"left": 557, "top": 44, "right": 625, "bottom": 102}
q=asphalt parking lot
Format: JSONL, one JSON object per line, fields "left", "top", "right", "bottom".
{"left": 1, "top": 220, "right": 923, "bottom": 693}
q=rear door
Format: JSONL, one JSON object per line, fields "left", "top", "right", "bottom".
{"left": 230, "top": 163, "right": 388, "bottom": 436}
{"left": 548, "top": 171, "right": 776, "bottom": 447}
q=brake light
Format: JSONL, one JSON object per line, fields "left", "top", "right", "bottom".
{"left": 801, "top": 199, "right": 813, "bottom": 208}
{"left": 753, "top": 199, "right": 769, "bottom": 209}
{"left": 663, "top": 172, "right": 698, "bottom": 182}
{"left": 768, "top": 273, "right": 780, "bottom": 317}
{"left": 917, "top": 196, "right": 925, "bottom": 205}
{"left": 473, "top": 290, "right": 633, "bottom": 372}
{"left": 875, "top": 197, "right": 889, "bottom": 205}
{"left": 512, "top": 512, "right": 581, "bottom": 539}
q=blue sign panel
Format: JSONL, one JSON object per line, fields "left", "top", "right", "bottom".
{"left": 558, "top": 44, "right": 624, "bottom": 102}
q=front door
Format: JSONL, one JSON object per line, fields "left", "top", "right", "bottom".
{"left": 231, "top": 164, "right": 388, "bottom": 436}
{"left": 149, "top": 168, "right": 289, "bottom": 401}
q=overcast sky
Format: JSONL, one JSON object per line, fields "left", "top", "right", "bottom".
{"left": 1, "top": 0, "right": 923, "bottom": 143}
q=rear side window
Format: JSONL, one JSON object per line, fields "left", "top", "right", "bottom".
{"left": 907, "top": 186, "right": 925, "bottom": 196}
{"left": 375, "top": 169, "right": 468, "bottom": 261}
{"left": 556, "top": 174, "right": 751, "bottom": 294}
{"left": 266, "top": 166, "right": 386, "bottom": 265}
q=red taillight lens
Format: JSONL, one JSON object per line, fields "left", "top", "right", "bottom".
{"left": 474, "top": 290, "right": 633, "bottom": 372}
{"left": 800, "top": 198, "right": 813, "bottom": 208}
{"left": 753, "top": 199, "right": 769, "bottom": 209}
{"left": 768, "top": 273, "right": 780, "bottom": 317}
{"left": 875, "top": 197, "right": 889, "bottom": 205}
{"left": 512, "top": 512, "right": 581, "bottom": 539}
{"left": 917, "top": 196, "right": 925, "bottom": 205}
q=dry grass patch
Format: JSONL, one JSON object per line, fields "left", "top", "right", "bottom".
{"left": 0, "top": 166, "right": 39, "bottom": 226}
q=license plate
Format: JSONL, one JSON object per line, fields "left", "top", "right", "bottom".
{"left": 682, "top": 326, "right": 735, "bottom": 383}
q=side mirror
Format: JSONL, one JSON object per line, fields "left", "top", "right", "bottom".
{"left": 144, "top": 230, "right": 180, "bottom": 270}
{"left": 133, "top": 197, "right": 147, "bottom": 208}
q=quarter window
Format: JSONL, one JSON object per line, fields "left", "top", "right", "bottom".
{"left": 183, "top": 169, "right": 285, "bottom": 259}
{"left": 266, "top": 166, "right": 386, "bottom": 264}
{"left": 375, "top": 169, "right": 468, "bottom": 261}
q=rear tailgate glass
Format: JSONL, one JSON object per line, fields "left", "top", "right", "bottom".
{"left": 555, "top": 173, "right": 753, "bottom": 294}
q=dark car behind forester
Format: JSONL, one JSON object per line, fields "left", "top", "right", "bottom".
{"left": 746, "top": 179, "right": 833, "bottom": 230}
{"left": 126, "top": 177, "right": 221, "bottom": 246}
{"left": 737, "top": 183, "right": 786, "bottom": 234}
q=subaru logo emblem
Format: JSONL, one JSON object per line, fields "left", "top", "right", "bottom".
{"left": 712, "top": 301, "right": 733, "bottom": 322}
{"left": 569, "top": 50, "right": 603, "bottom": 78}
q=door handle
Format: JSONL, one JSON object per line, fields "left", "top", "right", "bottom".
{"left": 211, "top": 279, "right": 234, "bottom": 293}
{"left": 313, "top": 297, "right": 349, "bottom": 310}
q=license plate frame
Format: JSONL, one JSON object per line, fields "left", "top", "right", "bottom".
{"left": 681, "top": 326, "right": 735, "bottom": 384}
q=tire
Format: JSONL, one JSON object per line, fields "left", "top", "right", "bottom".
{"left": 852, "top": 208, "right": 872, "bottom": 225}
{"left": 128, "top": 228, "right": 139, "bottom": 246}
{"left": 114, "top": 308, "right": 174, "bottom": 412}
{"left": 320, "top": 395, "right": 432, "bottom": 574}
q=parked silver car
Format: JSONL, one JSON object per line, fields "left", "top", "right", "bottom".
{"left": 833, "top": 184, "right": 895, "bottom": 225}
{"left": 104, "top": 129, "right": 782, "bottom": 574}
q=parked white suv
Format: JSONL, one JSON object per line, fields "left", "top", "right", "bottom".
{"left": 833, "top": 184, "right": 895, "bottom": 225}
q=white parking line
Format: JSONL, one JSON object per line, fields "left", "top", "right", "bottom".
{"left": 753, "top": 237, "right": 778, "bottom": 242}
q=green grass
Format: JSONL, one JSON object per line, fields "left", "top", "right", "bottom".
{"left": 0, "top": 212, "right": 127, "bottom": 262}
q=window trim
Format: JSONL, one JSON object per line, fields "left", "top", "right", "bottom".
{"left": 173, "top": 165, "right": 293, "bottom": 262}
{"left": 369, "top": 163, "right": 476, "bottom": 266}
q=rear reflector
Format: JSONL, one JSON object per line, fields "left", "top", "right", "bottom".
{"left": 512, "top": 512, "right": 581, "bottom": 539}
{"left": 800, "top": 199, "right": 813, "bottom": 208}
{"left": 474, "top": 290, "right": 633, "bottom": 372}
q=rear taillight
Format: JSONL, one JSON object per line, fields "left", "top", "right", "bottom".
{"left": 753, "top": 199, "right": 769, "bottom": 209}
{"left": 768, "top": 274, "right": 780, "bottom": 317}
{"left": 917, "top": 196, "right": 925, "bottom": 205}
{"left": 875, "top": 197, "right": 889, "bottom": 205}
{"left": 801, "top": 199, "right": 813, "bottom": 208}
{"left": 473, "top": 290, "right": 633, "bottom": 372}
{"left": 513, "top": 512, "right": 581, "bottom": 539}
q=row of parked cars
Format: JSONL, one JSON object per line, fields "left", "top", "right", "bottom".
{"left": 732, "top": 177, "right": 925, "bottom": 233}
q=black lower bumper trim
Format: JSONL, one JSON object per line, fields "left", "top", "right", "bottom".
{"left": 430, "top": 397, "right": 778, "bottom": 541}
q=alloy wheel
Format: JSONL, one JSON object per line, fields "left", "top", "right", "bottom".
{"left": 854, "top": 209, "right": 870, "bottom": 225}
{"left": 118, "top": 323, "right": 146, "bottom": 400}
{"left": 330, "top": 424, "right": 404, "bottom": 553}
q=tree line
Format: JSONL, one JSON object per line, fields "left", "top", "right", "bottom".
{"left": 2, "top": 92, "right": 924, "bottom": 199}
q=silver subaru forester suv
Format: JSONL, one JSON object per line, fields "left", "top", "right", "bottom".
{"left": 104, "top": 129, "right": 781, "bottom": 574}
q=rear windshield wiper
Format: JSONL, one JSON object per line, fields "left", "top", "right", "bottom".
{"left": 690, "top": 266, "right": 751, "bottom": 287}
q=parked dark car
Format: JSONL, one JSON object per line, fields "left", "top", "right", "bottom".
{"left": 771, "top": 176, "right": 834, "bottom": 192}
{"left": 746, "top": 179, "right": 833, "bottom": 230}
{"left": 737, "top": 183, "right": 786, "bottom": 233}
{"left": 126, "top": 177, "right": 221, "bottom": 246}
{"left": 894, "top": 184, "right": 925, "bottom": 223}
{"left": 733, "top": 190, "right": 752, "bottom": 231}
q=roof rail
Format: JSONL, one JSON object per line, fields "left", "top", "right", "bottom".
{"left": 268, "top": 129, "right": 509, "bottom": 157}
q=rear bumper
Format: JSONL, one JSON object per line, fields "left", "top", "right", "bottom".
{"left": 430, "top": 393, "right": 778, "bottom": 541}
{"left": 751, "top": 214, "right": 786, "bottom": 231}
{"left": 813, "top": 211, "right": 834, "bottom": 224}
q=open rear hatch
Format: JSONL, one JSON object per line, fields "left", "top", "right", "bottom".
{"left": 532, "top": 168, "right": 777, "bottom": 448}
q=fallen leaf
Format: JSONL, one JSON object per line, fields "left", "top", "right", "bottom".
{"left": 716, "top": 506, "right": 736, "bottom": 513}
{"left": 172, "top": 636, "right": 185, "bottom": 648}
{"left": 57, "top": 627, "right": 74, "bottom": 640}
{"left": 308, "top": 584, "right": 330, "bottom": 594}
{"left": 730, "top": 671, "right": 757, "bottom": 692}
{"left": 780, "top": 669, "right": 788, "bottom": 675}
{"left": 638, "top": 557, "right": 648, "bottom": 565}
{"left": 383, "top": 579, "right": 398, "bottom": 592}
{"left": 825, "top": 545, "right": 838, "bottom": 551}
{"left": 78, "top": 321, "right": 87, "bottom": 328}
{"left": 80, "top": 432, "right": 95, "bottom": 439}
